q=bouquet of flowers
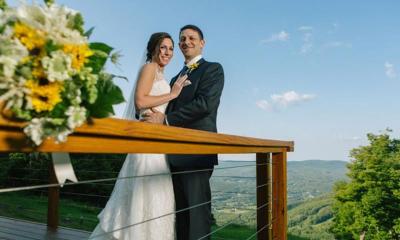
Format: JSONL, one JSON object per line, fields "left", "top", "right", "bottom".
{"left": 0, "top": 0, "right": 125, "bottom": 145}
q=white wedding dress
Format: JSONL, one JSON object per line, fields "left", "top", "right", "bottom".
{"left": 89, "top": 66, "right": 175, "bottom": 240}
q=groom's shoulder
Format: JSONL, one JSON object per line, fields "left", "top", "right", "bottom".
{"left": 202, "top": 60, "right": 223, "bottom": 71}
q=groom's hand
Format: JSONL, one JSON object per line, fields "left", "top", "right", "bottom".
{"left": 141, "top": 108, "right": 165, "bottom": 124}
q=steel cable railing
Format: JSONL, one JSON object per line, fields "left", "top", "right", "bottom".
{"left": 89, "top": 200, "right": 274, "bottom": 240}
{"left": 197, "top": 214, "right": 244, "bottom": 240}
{"left": 0, "top": 159, "right": 275, "bottom": 240}
{"left": 0, "top": 115, "right": 291, "bottom": 240}
{"left": 0, "top": 163, "right": 263, "bottom": 193}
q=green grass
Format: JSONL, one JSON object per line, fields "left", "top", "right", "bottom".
{"left": 211, "top": 224, "right": 308, "bottom": 239}
{"left": 0, "top": 192, "right": 100, "bottom": 231}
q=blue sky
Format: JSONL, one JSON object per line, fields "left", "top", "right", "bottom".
{"left": 9, "top": 0, "right": 400, "bottom": 161}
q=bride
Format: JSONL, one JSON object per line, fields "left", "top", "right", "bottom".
{"left": 89, "top": 32, "right": 188, "bottom": 239}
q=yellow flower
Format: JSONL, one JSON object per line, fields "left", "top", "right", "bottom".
{"left": 187, "top": 63, "right": 200, "bottom": 74}
{"left": 63, "top": 44, "right": 93, "bottom": 71}
{"left": 25, "top": 80, "right": 63, "bottom": 112}
{"left": 13, "top": 23, "right": 46, "bottom": 51}
{"left": 188, "top": 62, "right": 199, "bottom": 73}
{"left": 31, "top": 66, "right": 46, "bottom": 79}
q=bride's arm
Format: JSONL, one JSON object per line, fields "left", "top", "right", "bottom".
{"left": 135, "top": 63, "right": 186, "bottom": 110}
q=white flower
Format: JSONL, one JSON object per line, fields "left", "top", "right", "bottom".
{"left": 23, "top": 117, "right": 74, "bottom": 145}
{"left": 0, "top": 37, "right": 29, "bottom": 62}
{"left": 42, "top": 50, "right": 72, "bottom": 82}
{"left": 13, "top": 3, "right": 47, "bottom": 30}
{"left": 65, "top": 88, "right": 82, "bottom": 105}
{"left": 66, "top": 106, "right": 86, "bottom": 129}
{"left": 44, "top": 4, "right": 86, "bottom": 44}
{"left": 0, "top": 5, "right": 16, "bottom": 26}
{"left": 0, "top": 56, "right": 18, "bottom": 78}
{"left": 0, "top": 76, "right": 29, "bottom": 110}
{"left": 54, "top": 128, "right": 72, "bottom": 143}
{"left": 0, "top": 39, "right": 29, "bottom": 104}
{"left": 23, "top": 118, "right": 45, "bottom": 145}
{"left": 12, "top": 3, "right": 87, "bottom": 45}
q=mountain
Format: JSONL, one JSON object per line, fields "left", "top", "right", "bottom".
{"left": 287, "top": 160, "right": 347, "bottom": 204}
{"left": 288, "top": 194, "right": 334, "bottom": 239}
{"left": 211, "top": 160, "right": 347, "bottom": 239}
{"left": 211, "top": 160, "right": 347, "bottom": 206}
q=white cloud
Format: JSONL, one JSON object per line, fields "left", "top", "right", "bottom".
{"left": 324, "top": 41, "right": 352, "bottom": 48}
{"left": 256, "top": 100, "right": 273, "bottom": 111}
{"left": 385, "top": 62, "right": 397, "bottom": 79}
{"left": 298, "top": 26, "right": 313, "bottom": 31}
{"left": 271, "top": 91, "right": 315, "bottom": 107}
{"left": 256, "top": 90, "right": 316, "bottom": 112}
{"left": 300, "top": 32, "right": 313, "bottom": 54}
{"left": 261, "top": 31, "right": 289, "bottom": 44}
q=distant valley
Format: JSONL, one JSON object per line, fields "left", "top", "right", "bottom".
{"left": 211, "top": 160, "right": 348, "bottom": 239}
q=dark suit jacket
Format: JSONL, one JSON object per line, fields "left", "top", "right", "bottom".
{"left": 166, "top": 58, "right": 224, "bottom": 169}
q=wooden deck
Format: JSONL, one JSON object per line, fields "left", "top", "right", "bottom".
{"left": 0, "top": 216, "right": 90, "bottom": 240}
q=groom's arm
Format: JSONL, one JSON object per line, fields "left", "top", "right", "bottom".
{"left": 166, "top": 63, "right": 224, "bottom": 127}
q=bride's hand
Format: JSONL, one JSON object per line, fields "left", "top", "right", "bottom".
{"left": 170, "top": 74, "right": 188, "bottom": 98}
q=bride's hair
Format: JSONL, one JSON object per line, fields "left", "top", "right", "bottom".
{"left": 146, "top": 32, "right": 174, "bottom": 62}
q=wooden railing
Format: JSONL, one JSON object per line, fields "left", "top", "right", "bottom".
{"left": 0, "top": 116, "right": 294, "bottom": 240}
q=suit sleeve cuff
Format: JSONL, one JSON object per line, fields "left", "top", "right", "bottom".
{"left": 164, "top": 115, "right": 169, "bottom": 126}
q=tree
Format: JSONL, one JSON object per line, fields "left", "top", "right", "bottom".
{"left": 331, "top": 131, "right": 400, "bottom": 239}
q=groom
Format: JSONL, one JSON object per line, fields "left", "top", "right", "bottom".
{"left": 143, "top": 24, "right": 224, "bottom": 240}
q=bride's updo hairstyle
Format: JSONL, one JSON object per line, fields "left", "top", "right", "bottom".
{"left": 146, "top": 32, "right": 174, "bottom": 62}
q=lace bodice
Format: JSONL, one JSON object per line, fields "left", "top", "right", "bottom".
{"left": 139, "top": 67, "right": 171, "bottom": 116}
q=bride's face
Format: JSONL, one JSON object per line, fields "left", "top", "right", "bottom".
{"left": 156, "top": 38, "right": 174, "bottom": 67}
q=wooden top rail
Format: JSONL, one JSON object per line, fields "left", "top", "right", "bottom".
{"left": 0, "top": 116, "right": 294, "bottom": 154}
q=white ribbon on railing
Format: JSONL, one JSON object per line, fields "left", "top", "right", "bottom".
{"left": 51, "top": 152, "right": 78, "bottom": 187}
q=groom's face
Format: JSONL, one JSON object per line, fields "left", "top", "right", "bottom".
{"left": 179, "top": 29, "right": 205, "bottom": 60}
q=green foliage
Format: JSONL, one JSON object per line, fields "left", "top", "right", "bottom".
{"left": 72, "top": 13, "right": 84, "bottom": 35}
{"left": 85, "top": 42, "right": 124, "bottom": 118}
{"left": 287, "top": 160, "right": 347, "bottom": 204}
{"left": 0, "top": 0, "right": 8, "bottom": 11}
{"left": 0, "top": 153, "right": 126, "bottom": 206}
{"left": 86, "top": 73, "right": 125, "bottom": 118}
{"left": 211, "top": 160, "right": 347, "bottom": 239}
{"left": 0, "top": 192, "right": 100, "bottom": 230}
{"left": 288, "top": 195, "right": 335, "bottom": 240}
{"left": 11, "top": 107, "right": 32, "bottom": 120}
{"left": 43, "top": 0, "right": 54, "bottom": 7}
{"left": 88, "top": 42, "right": 113, "bottom": 74}
{"left": 44, "top": 40, "right": 60, "bottom": 54}
{"left": 84, "top": 27, "right": 95, "bottom": 38}
{"left": 331, "top": 131, "right": 400, "bottom": 239}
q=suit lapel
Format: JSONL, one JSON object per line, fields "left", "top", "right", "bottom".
{"left": 170, "top": 58, "right": 205, "bottom": 86}
{"left": 189, "top": 58, "right": 205, "bottom": 75}
{"left": 167, "top": 59, "right": 206, "bottom": 114}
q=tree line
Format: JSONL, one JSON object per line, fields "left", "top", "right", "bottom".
{"left": 331, "top": 131, "right": 400, "bottom": 239}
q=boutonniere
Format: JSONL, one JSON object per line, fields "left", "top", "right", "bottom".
{"left": 180, "top": 62, "right": 199, "bottom": 87}
{"left": 188, "top": 62, "right": 200, "bottom": 74}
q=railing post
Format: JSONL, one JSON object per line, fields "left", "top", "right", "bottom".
{"left": 256, "top": 153, "right": 272, "bottom": 240}
{"left": 47, "top": 157, "right": 59, "bottom": 230}
{"left": 272, "top": 151, "right": 287, "bottom": 240}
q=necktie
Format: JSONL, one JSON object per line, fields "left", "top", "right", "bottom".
{"left": 179, "top": 66, "right": 189, "bottom": 77}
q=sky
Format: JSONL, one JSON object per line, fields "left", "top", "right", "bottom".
{"left": 8, "top": 0, "right": 400, "bottom": 161}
